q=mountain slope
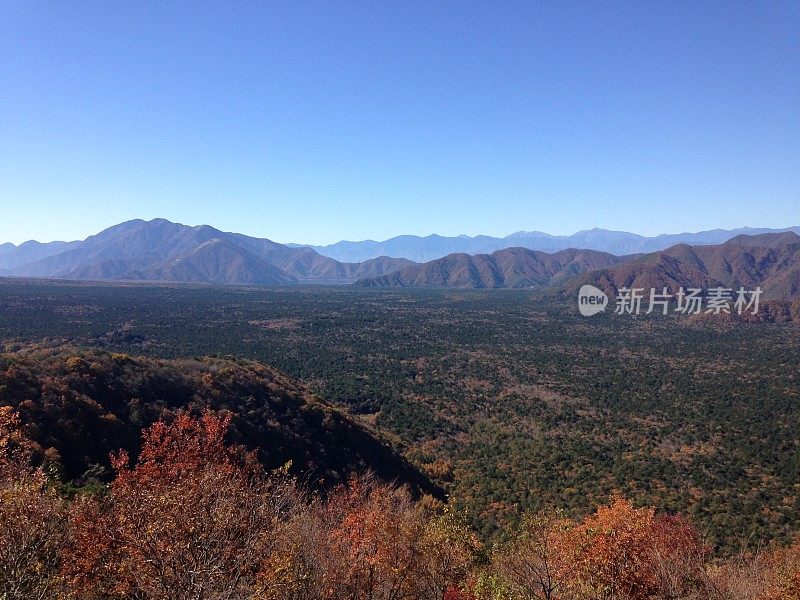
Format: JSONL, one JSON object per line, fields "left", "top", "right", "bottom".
{"left": 568, "top": 232, "right": 800, "bottom": 300}
{"left": 140, "top": 238, "right": 298, "bottom": 284}
{"left": 356, "top": 247, "right": 627, "bottom": 288}
{"left": 0, "top": 347, "right": 441, "bottom": 497}
{"left": 304, "top": 226, "right": 800, "bottom": 262}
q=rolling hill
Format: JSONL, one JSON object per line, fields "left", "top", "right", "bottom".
{"left": 354, "top": 233, "right": 800, "bottom": 298}
{"left": 567, "top": 232, "right": 800, "bottom": 300}
{"left": 0, "top": 347, "right": 441, "bottom": 497}
{"left": 355, "top": 247, "right": 627, "bottom": 288}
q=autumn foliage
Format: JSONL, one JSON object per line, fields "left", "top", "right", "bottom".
{"left": 62, "top": 412, "right": 302, "bottom": 600}
{"left": 1, "top": 407, "right": 799, "bottom": 599}
{"left": 0, "top": 406, "right": 68, "bottom": 600}
{"left": 573, "top": 496, "right": 708, "bottom": 599}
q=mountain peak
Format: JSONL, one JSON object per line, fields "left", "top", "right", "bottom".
{"left": 0, "top": 219, "right": 411, "bottom": 285}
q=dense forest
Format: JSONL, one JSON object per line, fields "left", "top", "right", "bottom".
{"left": 2, "top": 406, "right": 799, "bottom": 599}
{"left": 0, "top": 279, "right": 798, "bottom": 594}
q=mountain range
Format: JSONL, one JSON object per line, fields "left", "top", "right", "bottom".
{"left": 298, "top": 226, "right": 800, "bottom": 263}
{"left": 355, "top": 247, "right": 627, "bottom": 289}
{"left": 2, "top": 219, "right": 799, "bottom": 299}
{"left": 357, "top": 231, "right": 800, "bottom": 299}
{"left": 0, "top": 219, "right": 412, "bottom": 285}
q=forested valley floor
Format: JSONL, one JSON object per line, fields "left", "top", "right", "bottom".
{"left": 0, "top": 279, "right": 798, "bottom": 598}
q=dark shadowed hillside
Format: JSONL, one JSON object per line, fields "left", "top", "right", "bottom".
{"left": 0, "top": 347, "right": 441, "bottom": 497}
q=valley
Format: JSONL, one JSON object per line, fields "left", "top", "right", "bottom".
{"left": 1, "top": 279, "right": 797, "bottom": 552}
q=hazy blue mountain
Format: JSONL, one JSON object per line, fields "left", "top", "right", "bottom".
{"left": 0, "top": 239, "right": 82, "bottom": 272}
{"left": 301, "top": 226, "right": 800, "bottom": 262}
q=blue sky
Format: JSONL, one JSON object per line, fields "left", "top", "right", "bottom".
{"left": 1, "top": 1, "right": 798, "bottom": 245}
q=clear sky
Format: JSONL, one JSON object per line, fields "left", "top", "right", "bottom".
{"left": 1, "top": 1, "right": 798, "bottom": 245}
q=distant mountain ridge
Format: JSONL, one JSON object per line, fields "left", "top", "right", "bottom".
{"left": 0, "top": 219, "right": 412, "bottom": 285}
{"left": 300, "top": 226, "right": 800, "bottom": 262}
{"left": 355, "top": 232, "right": 800, "bottom": 299}
{"left": 355, "top": 247, "right": 627, "bottom": 289}
{"left": 0, "top": 239, "right": 82, "bottom": 271}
